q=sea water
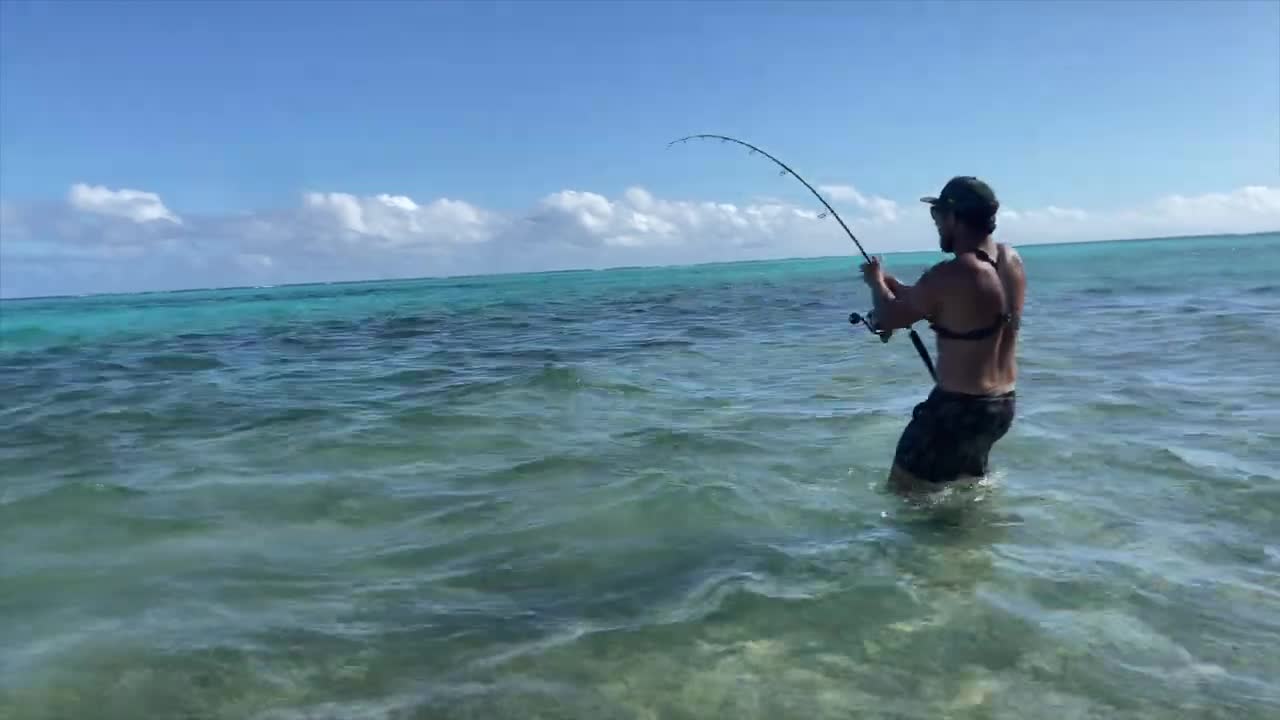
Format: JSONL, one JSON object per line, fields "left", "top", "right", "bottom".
{"left": 2, "top": 234, "right": 1278, "bottom": 719}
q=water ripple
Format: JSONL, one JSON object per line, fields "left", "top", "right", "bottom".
{"left": 3, "top": 234, "right": 1280, "bottom": 719}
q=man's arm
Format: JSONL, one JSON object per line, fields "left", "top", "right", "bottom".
{"left": 869, "top": 266, "right": 942, "bottom": 330}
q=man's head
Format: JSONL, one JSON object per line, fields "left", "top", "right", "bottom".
{"left": 921, "top": 176, "right": 999, "bottom": 253}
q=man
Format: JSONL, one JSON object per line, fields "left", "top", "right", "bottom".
{"left": 860, "top": 176, "right": 1026, "bottom": 494}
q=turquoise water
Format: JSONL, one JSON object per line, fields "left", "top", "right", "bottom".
{"left": 2, "top": 234, "right": 1279, "bottom": 719}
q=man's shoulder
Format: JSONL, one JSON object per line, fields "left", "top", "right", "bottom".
{"left": 923, "top": 256, "right": 968, "bottom": 282}
{"left": 912, "top": 259, "right": 967, "bottom": 302}
{"left": 997, "top": 242, "right": 1024, "bottom": 266}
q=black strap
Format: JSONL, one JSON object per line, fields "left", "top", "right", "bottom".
{"left": 928, "top": 246, "right": 1011, "bottom": 341}
{"left": 930, "top": 315, "right": 1008, "bottom": 341}
{"left": 909, "top": 328, "right": 938, "bottom": 382}
{"left": 973, "top": 247, "right": 999, "bottom": 269}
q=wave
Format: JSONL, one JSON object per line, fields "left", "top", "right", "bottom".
{"left": 613, "top": 427, "right": 769, "bottom": 455}
{"left": 0, "top": 480, "right": 144, "bottom": 517}
{"left": 487, "top": 454, "right": 613, "bottom": 485}
{"left": 139, "top": 353, "right": 226, "bottom": 371}
{"left": 633, "top": 338, "right": 696, "bottom": 351}
{"left": 375, "top": 367, "right": 457, "bottom": 386}
{"left": 1159, "top": 445, "right": 1278, "bottom": 482}
{"left": 200, "top": 406, "right": 338, "bottom": 435}
{"left": 525, "top": 365, "right": 586, "bottom": 391}
{"left": 372, "top": 315, "right": 446, "bottom": 340}
{"left": 681, "top": 324, "right": 740, "bottom": 340}
{"left": 430, "top": 365, "right": 653, "bottom": 400}
{"left": 724, "top": 409, "right": 889, "bottom": 435}
{"left": 0, "top": 324, "right": 59, "bottom": 348}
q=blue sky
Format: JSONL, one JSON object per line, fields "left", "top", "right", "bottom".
{"left": 2, "top": 0, "right": 1278, "bottom": 297}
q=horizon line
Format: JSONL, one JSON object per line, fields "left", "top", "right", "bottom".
{"left": 2, "top": 229, "right": 1276, "bottom": 303}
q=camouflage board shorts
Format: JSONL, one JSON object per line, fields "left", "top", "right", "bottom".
{"left": 892, "top": 387, "right": 1016, "bottom": 483}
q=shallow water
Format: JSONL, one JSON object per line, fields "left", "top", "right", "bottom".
{"left": 2, "top": 234, "right": 1279, "bottom": 719}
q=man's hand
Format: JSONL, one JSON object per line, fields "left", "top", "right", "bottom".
{"left": 864, "top": 261, "right": 942, "bottom": 331}
{"left": 860, "top": 256, "right": 885, "bottom": 288}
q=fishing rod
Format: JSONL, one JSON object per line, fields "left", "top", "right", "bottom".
{"left": 667, "top": 133, "right": 938, "bottom": 382}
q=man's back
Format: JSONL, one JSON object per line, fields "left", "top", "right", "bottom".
{"left": 929, "top": 243, "right": 1026, "bottom": 396}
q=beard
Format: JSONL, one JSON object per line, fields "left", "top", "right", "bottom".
{"left": 939, "top": 230, "right": 954, "bottom": 253}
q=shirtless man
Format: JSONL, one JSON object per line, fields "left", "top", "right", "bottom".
{"left": 860, "top": 176, "right": 1026, "bottom": 494}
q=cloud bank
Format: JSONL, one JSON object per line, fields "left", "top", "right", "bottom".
{"left": 68, "top": 183, "right": 182, "bottom": 225}
{"left": 818, "top": 185, "right": 901, "bottom": 223}
{"left": 2, "top": 182, "right": 1278, "bottom": 298}
{"left": 996, "top": 185, "right": 1280, "bottom": 244}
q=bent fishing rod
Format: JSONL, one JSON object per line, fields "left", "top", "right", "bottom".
{"left": 667, "top": 133, "right": 937, "bottom": 382}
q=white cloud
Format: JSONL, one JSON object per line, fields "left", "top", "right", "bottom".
{"left": 1044, "top": 206, "right": 1089, "bottom": 221}
{"left": 302, "top": 192, "right": 495, "bottom": 246}
{"left": 526, "top": 188, "right": 832, "bottom": 253}
{"left": 235, "top": 253, "right": 274, "bottom": 270}
{"left": 68, "top": 183, "right": 181, "bottom": 224}
{"left": 1, "top": 182, "right": 1277, "bottom": 298}
{"left": 998, "top": 205, "right": 1089, "bottom": 225}
{"left": 818, "top": 184, "right": 900, "bottom": 223}
{"left": 1149, "top": 186, "right": 1280, "bottom": 228}
{"left": 998, "top": 185, "right": 1280, "bottom": 243}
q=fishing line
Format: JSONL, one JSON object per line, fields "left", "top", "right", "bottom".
{"left": 667, "top": 133, "right": 938, "bottom": 382}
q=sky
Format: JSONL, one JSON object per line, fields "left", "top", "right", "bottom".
{"left": 1, "top": 0, "right": 1278, "bottom": 298}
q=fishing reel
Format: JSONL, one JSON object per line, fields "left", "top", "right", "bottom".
{"left": 849, "top": 309, "right": 894, "bottom": 343}
{"left": 849, "top": 310, "right": 939, "bottom": 382}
